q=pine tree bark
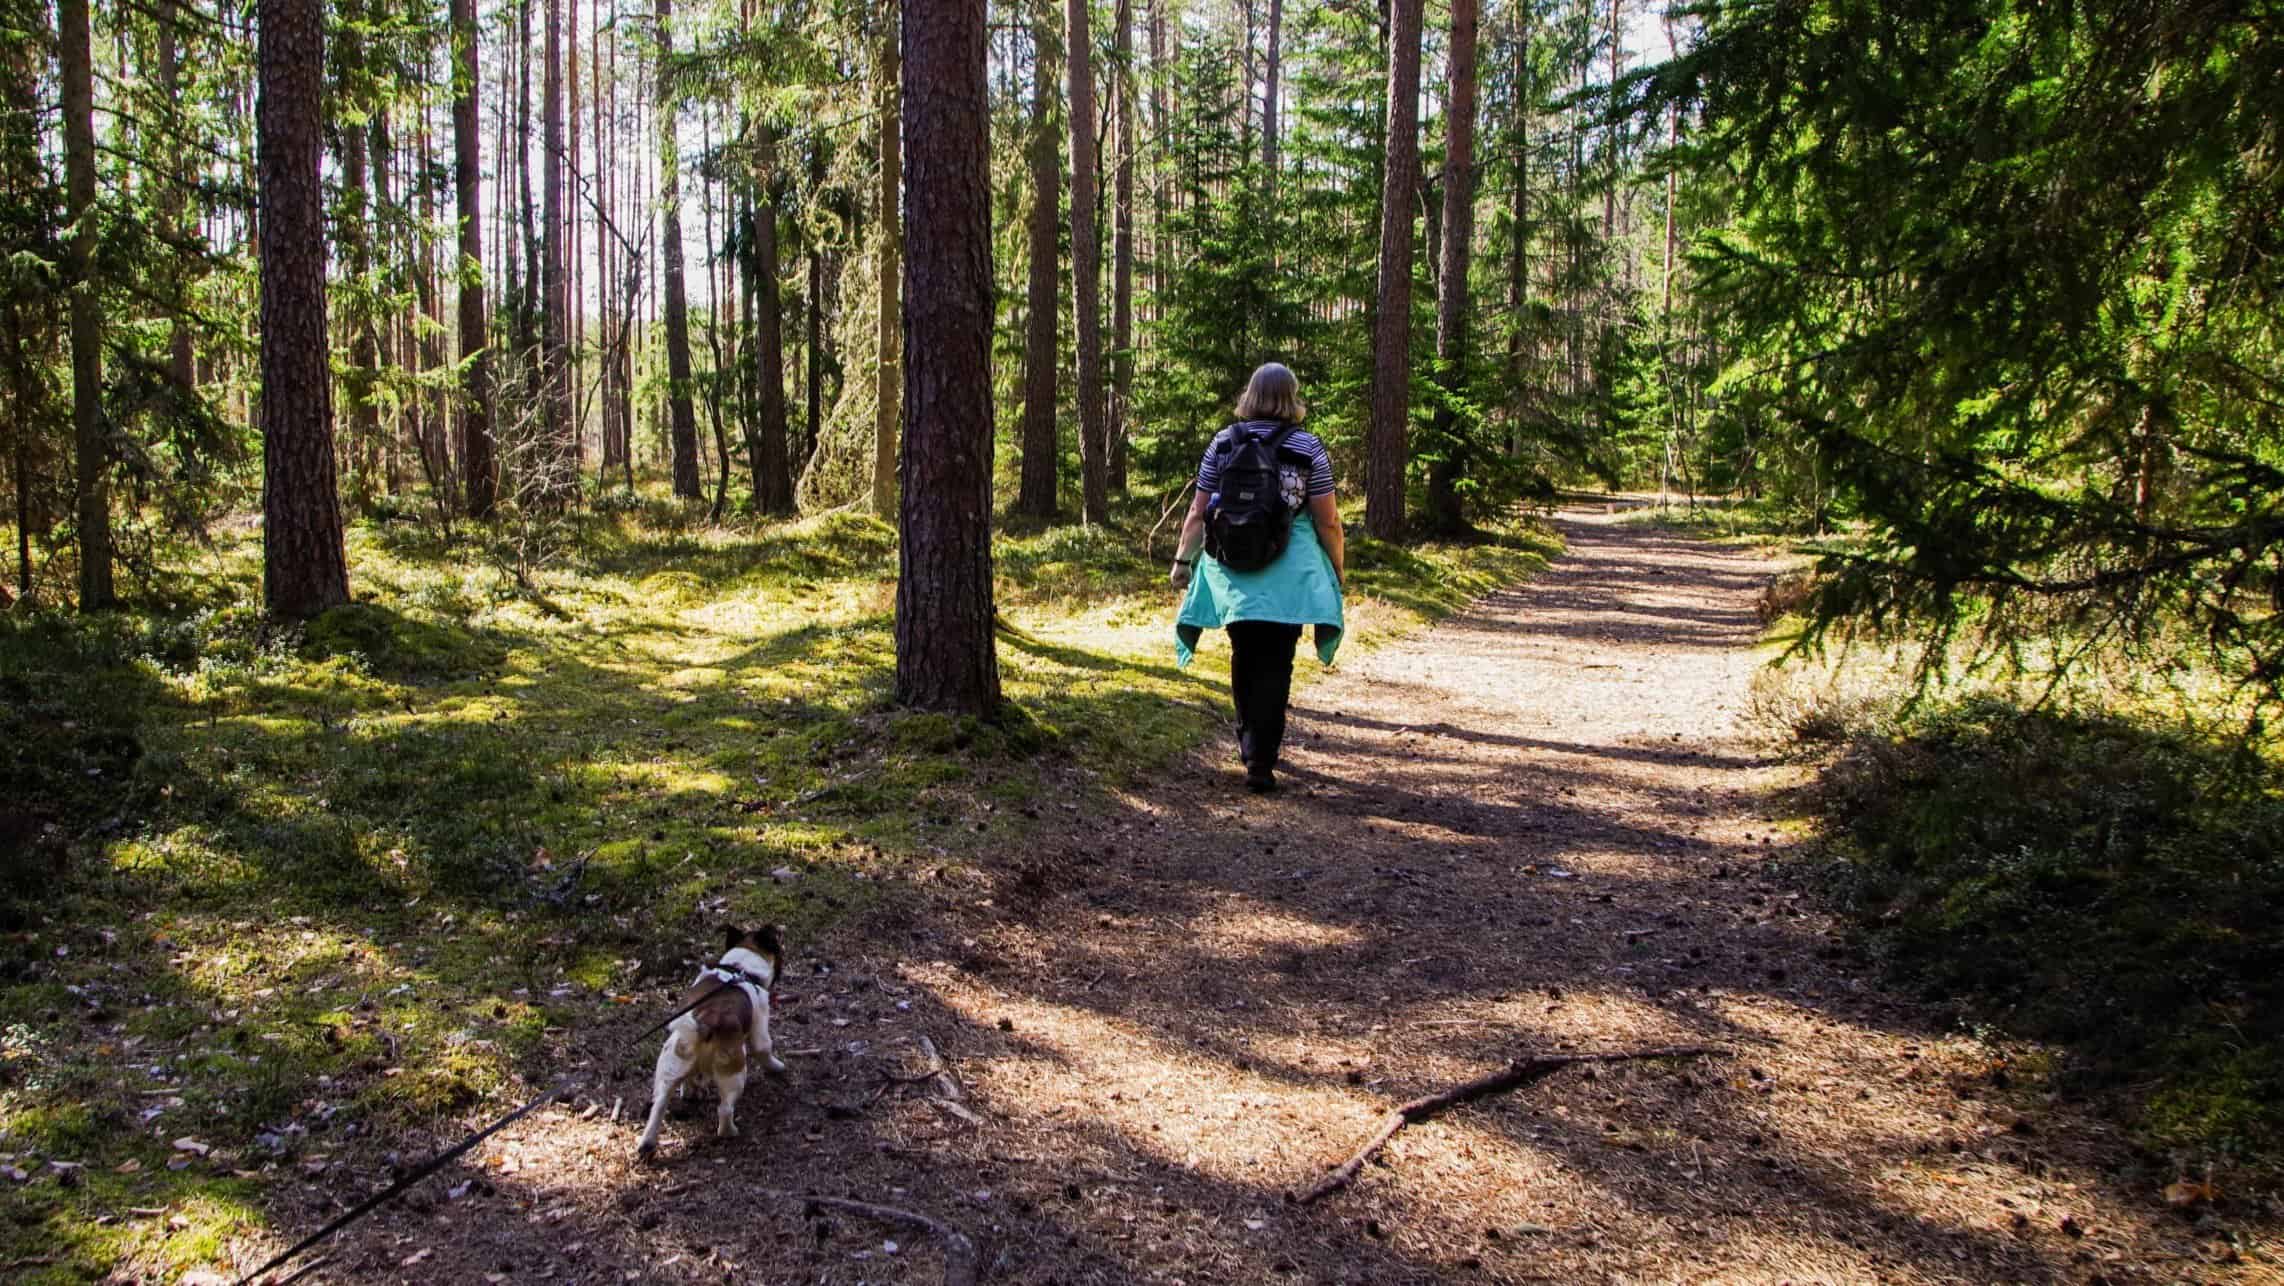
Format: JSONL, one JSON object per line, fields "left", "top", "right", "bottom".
{"left": 805, "top": 138, "right": 825, "bottom": 476}
{"left": 452, "top": 0, "right": 496, "bottom": 517}
{"left": 1148, "top": 0, "right": 1168, "bottom": 315}
{"left": 338, "top": 20, "right": 382, "bottom": 509}
{"left": 3, "top": 6, "right": 46, "bottom": 601}
{"left": 1109, "top": 0, "right": 1133, "bottom": 494}
{"left": 1015, "top": 1, "right": 1060, "bottom": 519}
{"left": 259, "top": 0, "right": 350, "bottom": 619}
{"left": 1366, "top": 0, "right": 1425, "bottom": 541}
{"left": 158, "top": 0, "right": 196, "bottom": 402}
{"left": 1261, "top": 0, "right": 1283, "bottom": 199}
{"left": 1424, "top": 0, "right": 1479, "bottom": 534}
{"left": 515, "top": 0, "right": 538, "bottom": 399}
{"left": 872, "top": 0, "right": 903, "bottom": 516}
{"left": 60, "top": 0, "right": 110, "bottom": 609}
{"left": 1506, "top": 1, "right": 1531, "bottom": 457}
{"left": 656, "top": 0, "right": 701, "bottom": 497}
{"left": 1066, "top": 0, "right": 1108, "bottom": 525}
{"left": 539, "top": 0, "right": 574, "bottom": 503}
{"left": 752, "top": 128, "right": 794, "bottom": 514}
{"left": 568, "top": 0, "right": 583, "bottom": 463}
{"left": 894, "top": 0, "right": 1000, "bottom": 715}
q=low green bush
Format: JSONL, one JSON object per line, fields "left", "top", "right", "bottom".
{"left": 1810, "top": 698, "right": 2284, "bottom": 1171}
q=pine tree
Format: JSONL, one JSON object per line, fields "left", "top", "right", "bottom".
{"left": 655, "top": 0, "right": 700, "bottom": 498}
{"left": 1422, "top": 0, "right": 1480, "bottom": 534}
{"left": 894, "top": 0, "right": 1000, "bottom": 715}
{"left": 453, "top": 0, "right": 496, "bottom": 517}
{"left": 1066, "top": 0, "right": 1108, "bottom": 525}
{"left": 1365, "top": 0, "right": 1424, "bottom": 540}
{"left": 59, "top": 0, "right": 109, "bottom": 608}
{"left": 258, "top": 0, "right": 349, "bottom": 619}
{"left": 1015, "top": 2, "right": 1061, "bottom": 519}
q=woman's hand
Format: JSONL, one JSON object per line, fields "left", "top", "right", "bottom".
{"left": 1170, "top": 560, "right": 1194, "bottom": 590}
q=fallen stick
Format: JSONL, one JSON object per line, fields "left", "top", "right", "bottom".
{"left": 758, "top": 1189, "right": 980, "bottom": 1286}
{"left": 1294, "top": 1045, "right": 1726, "bottom": 1205}
{"left": 883, "top": 1035, "right": 947, "bottom": 1086}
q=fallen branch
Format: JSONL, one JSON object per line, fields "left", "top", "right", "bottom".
{"left": 921, "top": 1034, "right": 964, "bottom": 1101}
{"left": 882, "top": 1035, "right": 947, "bottom": 1086}
{"left": 1294, "top": 1045, "right": 1726, "bottom": 1205}
{"left": 758, "top": 1189, "right": 980, "bottom": 1286}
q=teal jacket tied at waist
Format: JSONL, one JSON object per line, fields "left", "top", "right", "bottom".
{"left": 1174, "top": 516, "right": 1345, "bottom": 667}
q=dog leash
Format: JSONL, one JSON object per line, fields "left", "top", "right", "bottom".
{"left": 231, "top": 967, "right": 772, "bottom": 1286}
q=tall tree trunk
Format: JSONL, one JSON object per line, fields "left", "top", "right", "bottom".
{"left": 259, "top": 0, "right": 350, "bottom": 618}
{"left": 601, "top": 0, "right": 628, "bottom": 484}
{"left": 1506, "top": 0, "right": 1531, "bottom": 457}
{"left": 1366, "top": 0, "right": 1424, "bottom": 541}
{"left": 1260, "top": 0, "right": 1282, "bottom": 200}
{"left": 1424, "top": 0, "right": 1480, "bottom": 534}
{"left": 568, "top": 0, "right": 583, "bottom": 469}
{"left": 339, "top": 46, "right": 382, "bottom": 509}
{"left": 1109, "top": 0, "right": 1133, "bottom": 493}
{"left": 413, "top": 102, "right": 453, "bottom": 503}
{"left": 515, "top": 0, "right": 537, "bottom": 391}
{"left": 872, "top": 0, "right": 903, "bottom": 516}
{"left": 451, "top": 0, "right": 495, "bottom": 516}
{"left": 1603, "top": 0, "right": 1621, "bottom": 241}
{"left": 60, "top": 0, "right": 110, "bottom": 608}
{"left": 752, "top": 128, "right": 793, "bottom": 513}
{"left": 158, "top": 0, "right": 196, "bottom": 401}
{"left": 1148, "top": 0, "right": 1168, "bottom": 313}
{"left": 372, "top": 109, "right": 405, "bottom": 495}
{"left": 1015, "top": 1, "right": 1059, "bottom": 519}
{"left": 895, "top": 0, "right": 1000, "bottom": 714}
{"left": 804, "top": 137, "right": 824, "bottom": 477}
{"left": 656, "top": 0, "right": 701, "bottom": 497}
{"left": 1066, "top": 0, "right": 1108, "bottom": 524}
{"left": 539, "top": 0, "right": 573, "bottom": 503}
{"left": 3, "top": 4, "right": 46, "bottom": 601}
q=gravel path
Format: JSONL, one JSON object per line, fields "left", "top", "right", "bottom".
{"left": 273, "top": 508, "right": 2212, "bottom": 1284}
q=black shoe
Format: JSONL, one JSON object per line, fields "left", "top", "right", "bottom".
{"left": 1245, "top": 766, "right": 1278, "bottom": 793}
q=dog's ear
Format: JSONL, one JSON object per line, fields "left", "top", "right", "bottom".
{"left": 722, "top": 924, "right": 748, "bottom": 953}
{"left": 754, "top": 924, "right": 784, "bottom": 959}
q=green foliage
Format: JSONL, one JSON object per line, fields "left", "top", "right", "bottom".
{"left": 1656, "top": 0, "right": 2284, "bottom": 700}
{"left": 1810, "top": 698, "right": 2284, "bottom": 1169}
{"left": 1134, "top": 29, "right": 1312, "bottom": 480}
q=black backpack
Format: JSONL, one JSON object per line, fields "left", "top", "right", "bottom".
{"left": 1205, "top": 422, "right": 1301, "bottom": 572}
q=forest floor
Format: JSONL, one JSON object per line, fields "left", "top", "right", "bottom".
{"left": 196, "top": 503, "right": 2270, "bottom": 1284}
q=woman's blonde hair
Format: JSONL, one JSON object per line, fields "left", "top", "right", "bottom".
{"left": 1234, "top": 362, "right": 1306, "bottom": 423}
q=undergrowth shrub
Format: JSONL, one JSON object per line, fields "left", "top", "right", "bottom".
{"left": 1808, "top": 697, "right": 2284, "bottom": 1171}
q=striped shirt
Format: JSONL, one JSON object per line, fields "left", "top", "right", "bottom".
{"left": 1197, "top": 421, "right": 1336, "bottom": 505}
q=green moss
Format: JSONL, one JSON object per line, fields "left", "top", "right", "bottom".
{"left": 301, "top": 602, "right": 506, "bottom": 679}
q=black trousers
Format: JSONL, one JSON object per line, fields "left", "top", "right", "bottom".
{"left": 1227, "top": 621, "right": 1304, "bottom": 770}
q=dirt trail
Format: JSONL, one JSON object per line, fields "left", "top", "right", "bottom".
{"left": 261, "top": 509, "right": 2222, "bottom": 1285}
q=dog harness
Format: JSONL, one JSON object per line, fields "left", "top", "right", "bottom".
{"left": 700, "top": 959, "right": 773, "bottom": 996}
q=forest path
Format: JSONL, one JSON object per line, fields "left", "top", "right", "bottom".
{"left": 284, "top": 508, "right": 2203, "bottom": 1285}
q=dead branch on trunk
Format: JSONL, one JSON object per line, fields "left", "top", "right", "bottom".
{"left": 1294, "top": 1045, "right": 1726, "bottom": 1205}
{"left": 758, "top": 1188, "right": 980, "bottom": 1286}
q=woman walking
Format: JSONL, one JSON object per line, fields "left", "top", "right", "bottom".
{"left": 1171, "top": 363, "right": 1347, "bottom": 792}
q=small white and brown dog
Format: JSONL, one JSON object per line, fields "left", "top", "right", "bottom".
{"left": 635, "top": 925, "right": 787, "bottom": 1158}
